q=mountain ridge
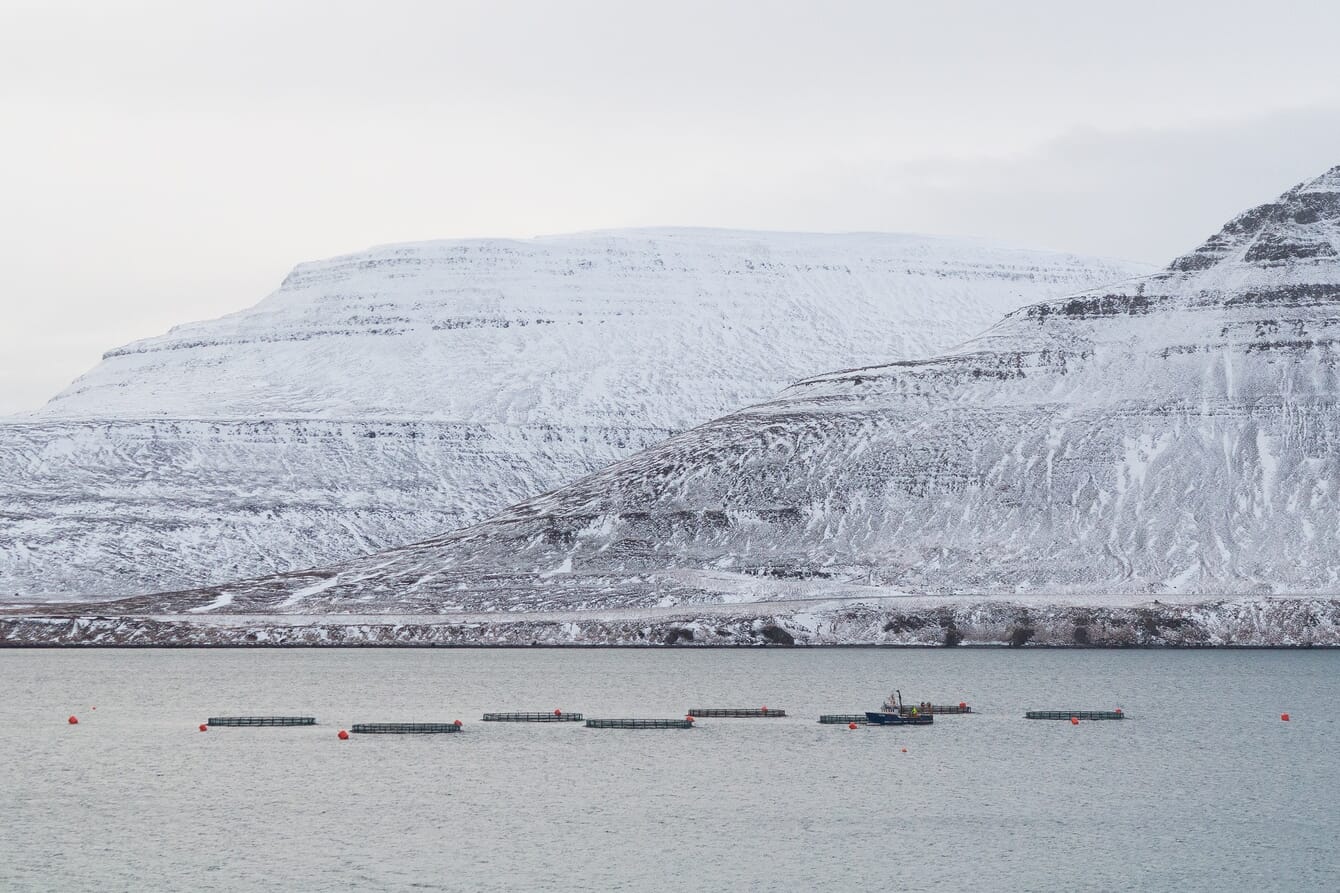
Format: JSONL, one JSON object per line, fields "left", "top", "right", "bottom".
{"left": 116, "top": 164, "right": 1340, "bottom": 620}
{"left": 1, "top": 229, "right": 1145, "bottom": 598}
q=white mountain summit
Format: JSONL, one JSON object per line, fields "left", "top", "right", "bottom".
{"left": 0, "top": 228, "right": 1143, "bottom": 598}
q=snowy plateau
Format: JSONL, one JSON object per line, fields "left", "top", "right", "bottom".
{"left": 0, "top": 229, "right": 1144, "bottom": 603}
{"left": 14, "top": 167, "right": 1340, "bottom": 647}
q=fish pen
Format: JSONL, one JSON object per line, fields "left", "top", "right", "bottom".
{"left": 818, "top": 714, "right": 869, "bottom": 724}
{"left": 351, "top": 723, "right": 462, "bottom": 734}
{"left": 482, "top": 712, "right": 584, "bottom": 722}
{"left": 899, "top": 705, "right": 973, "bottom": 715}
{"left": 207, "top": 716, "right": 316, "bottom": 727}
{"left": 1025, "top": 710, "right": 1126, "bottom": 720}
{"left": 685, "top": 708, "right": 787, "bottom": 718}
{"left": 584, "top": 718, "right": 694, "bottom": 729}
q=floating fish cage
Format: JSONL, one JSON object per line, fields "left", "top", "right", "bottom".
{"left": 899, "top": 705, "right": 973, "bottom": 715}
{"left": 1025, "top": 711, "right": 1125, "bottom": 721}
{"left": 818, "top": 714, "right": 869, "bottom": 724}
{"left": 585, "top": 718, "right": 694, "bottom": 729}
{"left": 482, "top": 712, "right": 584, "bottom": 722}
{"left": 207, "top": 716, "right": 315, "bottom": 727}
{"left": 351, "top": 723, "right": 462, "bottom": 734}
{"left": 686, "top": 708, "right": 786, "bottom": 718}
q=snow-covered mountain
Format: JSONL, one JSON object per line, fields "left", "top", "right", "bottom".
{"left": 138, "top": 163, "right": 1340, "bottom": 628}
{"left": 0, "top": 229, "right": 1144, "bottom": 598}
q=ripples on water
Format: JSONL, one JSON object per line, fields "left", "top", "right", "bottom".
{"left": 1, "top": 649, "right": 1336, "bottom": 892}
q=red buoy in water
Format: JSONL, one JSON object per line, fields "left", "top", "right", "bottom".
{"left": 453, "top": 719, "right": 463, "bottom": 727}
{"left": 1281, "top": 713, "right": 1290, "bottom": 722}
{"left": 67, "top": 715, "right": 78, "bottom": 725}
{"left": 686, "top": 715, "right": 696, "bottom": 723}
{"left": 1115, "top": 707, "right": 1123, "bottom": 715}
{"left": 338, "top": 729, "right": 350, "bottom": 740}
{"left": 761, "top": 705, "right": 768, "bottom": 713}
{"left": 959, "top": 702, "right": 967, "bottom": 709}
{"left": 901, "top": 748, "right": 907, "bottom": 753}
{"left": 554, "top": 709, "right": 562, "bottom": 717}
{"left": 1070, "top": 716, "right": 1079, "bottom": 725}
{"left": 198, "top": 723, "right": 208, "bottom": 732}
{"left": 848, "top": 722, "right": 858, "bottom": 730}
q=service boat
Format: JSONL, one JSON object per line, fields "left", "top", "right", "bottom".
{"left": 866, "top": 690, "right": 933, "bottom": 726}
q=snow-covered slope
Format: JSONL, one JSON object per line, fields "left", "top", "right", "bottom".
{"left": 149, "top": 164, "right": 1340, "bottom": 620}
{"left": 0, "top": 229, "right": 1144, "bottom": 598}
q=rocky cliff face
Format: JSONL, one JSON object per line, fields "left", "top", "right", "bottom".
{"left": 1, "top": 229, "right": 1143, "bottom": 598}
{"left": 145, "top": 165, "right": 1340, "bottom": 621}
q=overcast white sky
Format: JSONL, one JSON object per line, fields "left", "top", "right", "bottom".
{"left": 2, "top": 0, "right": 1339, "bottom": 414}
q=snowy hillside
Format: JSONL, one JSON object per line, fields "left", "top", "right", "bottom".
{"left": 130, "top": 164, "right": 1340, "bottom": 632}
{"left": 0, "top": 229, "right": 1144, "bottom": 598}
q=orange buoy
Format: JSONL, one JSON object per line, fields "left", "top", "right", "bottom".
{"left": 1281, "top": 713, "right": 1290, "bottom": 722}
{"left": 554, "top": 709, "right": 562, "bottom": 717}
{"left": 848, "top": 722, "right": 858, "bottom": 730}
{"left": 198, "top": 723, "right": 208, "bottom": 732}
{"left": 901, "top": 747, "right": 907, "bottom": 753}
{"left": 761, "top": 705, "right": 768, "bottom": 713}
{"left": 453, "top": 719, "right": 463, "bottom": 727}
{"left": 958, "top": 702, "right": 967, "bottom": 709}
{"left": 1070, "top": 716, "right": 1079, "bottom": 725}
{"left": 686, "top": 715, "right": 696, "bottom": 723}
{"left": 67, "top": 715, "right": 78, "bottom": 725}
{"left": 1115, "top": 707, "right": 1123, "bottom": 715}
{"left": 337, "top": 729, "right": 350, "bottom": 740}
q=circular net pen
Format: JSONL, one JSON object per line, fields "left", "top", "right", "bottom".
{"left": 686, "top": 708, "right": 786, "bottom": 718}
{"left": 584, "top": 718, "right": 694, "bottom": 729}
{"left": 1025, "top": 711, "right": 1126, "bottom": 720}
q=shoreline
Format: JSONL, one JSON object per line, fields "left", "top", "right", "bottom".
{"left": 0, "top": 642, "right": 1333, "bottom": 650}
{"left": 5, "top": 596, "right": 1337, "bottom": 647}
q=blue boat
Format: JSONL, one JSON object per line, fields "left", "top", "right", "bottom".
{"left": 866, "top": 690, "right": 934, "bottom": 726}
{"left": 865, "top": 711, "right": 933, "bottom": 725}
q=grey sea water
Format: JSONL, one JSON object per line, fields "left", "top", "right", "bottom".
{"left": 1, "top": 648, "right": 1336, "bottom": 892}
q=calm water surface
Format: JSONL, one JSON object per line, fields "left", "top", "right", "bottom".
{"left": 1, "top": 648, "right": 1336, "bottom": 892}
